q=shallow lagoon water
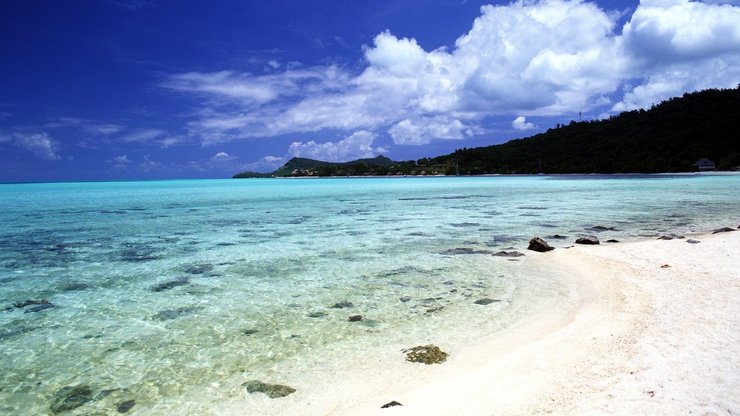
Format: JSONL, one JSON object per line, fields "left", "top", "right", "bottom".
{"left": 1, "top": 175, "right": 738, "bottom": 414}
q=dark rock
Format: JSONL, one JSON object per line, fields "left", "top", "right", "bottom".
{"left": 399, "top": 296, "right": 412, "bottom": 303}
{"left": 381, "top": 401, "right": 403, "bottom": 408}
{"left": 686, "top": 239, "right": 701, "bottom": 244}
{"left": 586, "top": 226, "right": 617, "bottom": 232}
{"left": 120, "top": 248, "right": 160, "bottom": 262}
{"left": 657, "top": 233, "right": 684, "bottom": 240}
{"left": 527, "top": 237, "right": 554, "bottom": 252}
{"left": 474, "top": 298, "right": 501, "bottom": 305}
{"left": 549, "top": 234, "right": 568, "bottom": 239}
{"left": 443, "top": 280, "right": 454, "bottom": 286}
{"left": 13, "top": 299, "right": 51, "bottom": 309}
{"left": 117, "top": 399, "right": 136, "bottom": 413}
{"left": 50, "top": 385, "right": 93, "bottom": 413}
{"left": 307, "top": 311, "right": 328, "bottom": 318}
{"left": 60, "top": 282, "right": 90, "bottom": 291}
{"left": 243, "top": 380, "right": 296, "bottom": 398}
{"left": 425, "top": 306, "right": 444, "bottom": 313}
{"left": 330, "top": 301, "right": 354, "bottom": 309}
{"left": 575, "top": 236, "right": 600, "bottom": 245}
{"left": 348, "top": 315, "right": 363, "bottom": 322}
{"left": 13, "top": 300, "right": 55, "bottom": 313}
{"left": 243, "top": 329, "right": 258, "bottom": 335}
{"left": 606, "top": 239, "right": 620, "bottom": 243}
{"left": 151, "top": 277, "right": 190, "bottom": 292}
{"left": 492, "top": 250, "right": 525, "bottom": 257}
{"left": 439, "top": 247, "right": 492, "bottom": 255}
{"left": 712, "top": 227, "right": 736, "bottom": 234}
{"left": 0, "top": 322, "right": 36, "bottom": 340}
{"left": 184, "top": 263, "right": 214, "bottom": 274}
{"left": 449, "top": 222, "right": 480, "bottom": 228}
{"left": 153, "top": 306, "right": 199, "bottom": 320}
{"left": 404, "top": 344, "right": 449, "bottom": 364}
{"left": 25, "top": 302, "right": 55, "bottom": 313}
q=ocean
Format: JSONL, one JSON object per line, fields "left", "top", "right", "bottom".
{"left": 1, "top": 174, "right": 738, "bottom": 414}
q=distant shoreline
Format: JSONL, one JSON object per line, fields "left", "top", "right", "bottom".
{"left": 3, "top": 171, "right": 740, "bottom": 185}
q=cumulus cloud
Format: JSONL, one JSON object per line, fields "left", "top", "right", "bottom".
{"left": 165, "top": 0, "right": 740, "bottom": 145}
{"left": 389, "top": 116, "right": 472, "bottom": 145}
{"left": 512, "top": 116, "right": 536, "bottom": 130}
{"left": 614, "top": 0, "right": 740, "bottom": 110}
{"left": 287, "top": 130, "right": 387, "bottom": 162}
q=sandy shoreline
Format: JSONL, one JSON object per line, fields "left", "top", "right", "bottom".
{"left": 237, "top": 229, "right": 739, "bottom": 416}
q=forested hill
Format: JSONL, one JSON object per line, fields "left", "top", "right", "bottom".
{"left": 432, "top": 87, "right": 740, "bottom": 174}
{"left": 234, "top": 87, "right": 740, "bottom": 178}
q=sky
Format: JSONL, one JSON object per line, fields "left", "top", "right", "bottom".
{"left": 1, "top": 0, "right": 739, "bottom": 182}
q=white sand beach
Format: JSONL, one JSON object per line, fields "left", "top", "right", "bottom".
{"left": 240, "top": 230, "right": 740, "bottom": 416}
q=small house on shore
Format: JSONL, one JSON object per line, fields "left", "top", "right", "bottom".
{"left": 692, "top": 158, "right": 716, "bottom": 171}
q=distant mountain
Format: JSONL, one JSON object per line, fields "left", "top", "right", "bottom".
{"left": 233, "top": 87, "right": 740, "bottom": 178}
{"left": 270, "top": 155, "right": 399, "bottom": 177}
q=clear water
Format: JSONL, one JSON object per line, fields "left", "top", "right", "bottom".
{"left": 1, "top": 175, "right": 738, "bottom": 414}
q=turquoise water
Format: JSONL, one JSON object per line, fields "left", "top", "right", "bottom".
{"left": 1, "top": 175, "right": 738, "bottom": 414}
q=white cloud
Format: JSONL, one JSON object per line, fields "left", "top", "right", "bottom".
{"left": 2, "top": 129, "right": 61, "bottom": 160}
{"left": 17, "top": 132, "right": 60, "bottom": 161}
{"left": 112, "top": 155, "right": 131, "bottom": 164}
{"left": 210, "top": 151, "right": 236, "bottom": 161}
{"left": 389, "top": 116, "right": 470, "bottom": 145}
{"left": 240, "top": 155, "right": 287, "bottom": 172}
{"left": 512, "top": 116, "right": 536, "bottom": 130}
{"left": 287, "top": 130, "right": 386, "bottom": 162}
{"left": 165, "top": 0, "right": 740, "bottom": 145}
{"left": 120, "top": 128, "right": 166, "bottom": 143}
{"left": 614, "top": 0, "right": 740, "bottom": 110}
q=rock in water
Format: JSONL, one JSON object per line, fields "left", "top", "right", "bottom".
{"left": 658, "top": 233, "right": 684, "bottom": 240}
{"left": 527, "top": 237, "right": 554, "bottom": 252}
{"left": 184, "top": 263, "right": 214, "bottom": 274}
{"left": 712, "top": 227, "right": 736, "bottom": 234}
{"left": 585, "top": 225, "right": 617, "bottom": 232}
{"left": 330, "top": 301, "right": 354, "bottom": 309}
{"left": 243, "top": 380, "right": 296, "bottom": 398}
{"left": 50, "top": 385, "right": 93, "bottom": 413}
{"left": 381, "top": 401, "right": 403, "bottom": 408}
{"left": 14, "top": 299, "right": 56, "bottom": 313}
{"left": 153, "top": 306, "right": 199, "bottom": 320}
{"left": 116, "top": 399, "right": 136, "bottom": 413}
{"left": 606, "top": 239, "right": 620, "bottom": 243}
{"left": 404, "top": 344, "right": 449, "bottom": 364}
{"left": 347, "top": 315, "right": 363, "bottom": 322}
{"left": 575, "top": 236, "right": 600, "bottom": 245}
{"left": 474, "top": 298, "right": 500, "bottom": 305}
{"left": 151, "top": 277, "right": 190, "bottom": 292}
{"left": 492, "top": 250, "right": 525, "bottom": 257}
{"left": 686, "top": 239, "right": 701, "bottom": 244}
{"left": 439, "top": 247, "right": 492, "bottom": 255}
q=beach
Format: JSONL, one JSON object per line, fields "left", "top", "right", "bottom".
{"left": 302, "top": 230, "right": 739, "bottom": 416}
{"left": 233, "top": 229, "right": 739, "bottom": 416}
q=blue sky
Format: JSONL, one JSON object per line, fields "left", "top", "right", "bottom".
{"left": 1, "top": 0, "right": 739, "bottom": 181}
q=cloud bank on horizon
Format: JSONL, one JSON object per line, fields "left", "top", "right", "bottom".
{"left": 165, "top": 0, "right": 740, "bottom": 166}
